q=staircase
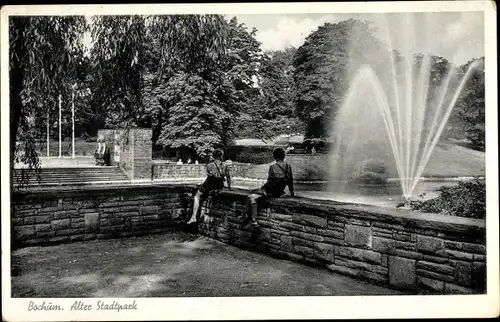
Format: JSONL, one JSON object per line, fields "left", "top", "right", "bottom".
{"left": 13, "top": 166, "right": 130, "bottom": 188}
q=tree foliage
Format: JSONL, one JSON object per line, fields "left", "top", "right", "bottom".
{"left": 237, "top": 47, "right": 304, "bottom": 141}
{"left": 9, "top": 16, "right": 87, "bottom": 176}
{"left": 143, "top": 16, "right": 265, "bottom": 155}
{"left": 292, "top": 19, "right": 386, "bottom": 138}
{"left": 156, "top": 73, "right": 232, "bottom": 157}
{"left": 90, "top": 16, "right": 148, "bottom": 128}
{"left": 451, "top": 57, "right": 485, "bottom": 150}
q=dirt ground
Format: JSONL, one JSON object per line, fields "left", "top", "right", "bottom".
{"left": 11, "top": 231, "right": 405, "bottom": 297}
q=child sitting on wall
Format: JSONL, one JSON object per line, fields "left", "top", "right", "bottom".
{"left": 187, "top": 149, "right": 231, "bottom": 225}
{"left": 241, "top": 147, "right": 295, "bottom": 230}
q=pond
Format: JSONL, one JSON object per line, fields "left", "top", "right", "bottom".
{"left": 230, "top": 179, "right": 469, "bottom": 209}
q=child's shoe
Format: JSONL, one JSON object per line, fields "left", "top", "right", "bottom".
{"left": 242, "top": 218, "right": 260, "bottom": 230}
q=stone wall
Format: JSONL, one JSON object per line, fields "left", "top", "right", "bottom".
{"left": 153, "top": 162, "right": 255, "bottom": 180}
{"left": 195, "top": 191, "right": 486, "bottom": 295}
{"left": 11, "top": 185, "right": 196, "bottom": 249}
{"left": 11, "top": 185, "right": 486, "bottom": 294}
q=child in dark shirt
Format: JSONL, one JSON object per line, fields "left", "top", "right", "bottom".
{"left": 187, "top": 149, "right": 231, "bottom": 224}
{"left": 241, "top": 147, "right": 294, "bottom": 229}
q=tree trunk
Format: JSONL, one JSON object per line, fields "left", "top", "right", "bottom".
{"left": 10, "top": 19, "right": 26, "bottom": 168}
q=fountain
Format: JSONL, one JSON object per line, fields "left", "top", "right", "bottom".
{"left": 329, "top": 13, "right": 481, "bottom": 200}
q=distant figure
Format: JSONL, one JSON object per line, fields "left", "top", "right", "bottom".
{"left": 176, "top": 159, "right": 183, "bottom": 165}
{"left": 311, "top": 147, "right": 316, "bottom": 155}
{"left": 285, "top": 145, "right": 295, "bottom": 154}
{"left": 195, "top": 160, "right": 199, "bottom": 165}
{"left": 187, "top": 158, "right": 192, "bottom": 164}
{"left": 241, "top": 147, "right": 294, "bottom": 230}
{"left": 94, "top": 135, "right": 106, "bottom": 165}
{"left": 103, "top": 143, "right": 111, "bottom": 166}
{"left": 187, "top": 149, "right": 231, "bottom": 225}
{"left": 225, "top": 158, "right": 233, "bottom": 178}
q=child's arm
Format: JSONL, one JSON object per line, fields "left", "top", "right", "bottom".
{"left": 225, "top": 164, "right": 231, "bottom": 189}
{"left": 288, "top": 165, "right": 295, "bottom": 197}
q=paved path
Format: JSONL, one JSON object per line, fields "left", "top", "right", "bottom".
{"left": 12, "top": 232, "right": 404, "bottom": 297}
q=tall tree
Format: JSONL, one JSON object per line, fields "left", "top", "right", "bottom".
{"left": 9, "top": 16, "right": 87, "bottom": 173}
{"left": 153, "top": 16, "right": 265, "bottom": 156}
{"left": 141, "top": 15, "right": 234, "bottom": 156}
{"left": 90, "top": 16, "right": 148, "bottom": 128}
{"left": 452, "top": 57, "right": 485, "bottom": 150}
{"left": 292, "top": 19, "right": 386, "bottom": 138}
{"left": 244, "top": 47, "right": 304, "bottom": 140}
{"left": 220, "top": 17, "right": 265, "bottom": 139}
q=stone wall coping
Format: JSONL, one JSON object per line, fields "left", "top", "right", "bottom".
{"left": 13, "top": 184, "right": 484, "bottom": 235}
{"left": 268, "top": 195, "right": 484, "bottom": 232}
{"left": 152, "top": 160, "right": 253, "bottom": 166}
{"left": 13, "top": 183, "right": 198, "bottom": 200}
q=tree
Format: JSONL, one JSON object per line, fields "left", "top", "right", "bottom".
{"left": 156, "top": 73, "right": 232, "bottom": 158}
{"left": 142, "top": 15, "right": 232, "bottom": 155}
{"left": 292, "top": 19, "right": 387, "bottom": 138}
{"left": 152, "top": 16, "right": 266, "bottom": 155}
{"left": 453, "top": 57, "right": 485, "bottom": 150}
{"left": 247, "top": 47, "right": 304, "bottom": 140}
{"left": 220, "top": 17, "right": 266, "bottom": 139}
{"left": 9, "top": 16, "right": 87, "bottom": 175}
{"left": 90, "top": 16, "right": 148, "bottom": 128}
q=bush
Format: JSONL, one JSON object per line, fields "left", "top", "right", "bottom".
{"left": 353, "top": 172, "right": 387, "bottom": 184}
{"left": 226, "top": 145, "right": 276, "bottom": 164}
{"left": 234, "top": 150, "right": 275, "bottom": 164}
{"left": 351, "top": 159, "right": 388, "bottom": 185}
{"left": 403, "top": 179, "right": 486, "bottom": 219}
{"left": 81, "top": 132, "right": 90, "bottom": 141}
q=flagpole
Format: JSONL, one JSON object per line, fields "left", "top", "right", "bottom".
{"left": 72, "top": 84, "right": 76, "bottom": 159}
{"left": 47, "top": 110, "right": 50, "bottom": 158}
{"left": 59, "top": 93, "right": 62, "bottom": 158}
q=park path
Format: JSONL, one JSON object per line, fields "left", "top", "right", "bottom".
{"left": 11, "top": 231, "right": 405, "bottom": 297}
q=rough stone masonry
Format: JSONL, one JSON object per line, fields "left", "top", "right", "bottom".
{"left": 11, "top": 185, "right": 486, "bottom": 295}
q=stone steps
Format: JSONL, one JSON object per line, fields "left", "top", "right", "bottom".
{"left": 13, "top": 167, "right": 130, "bottom": 186}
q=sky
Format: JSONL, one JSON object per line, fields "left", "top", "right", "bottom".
{"left": 232, "top": 12, "right": 485, "bottom": 65}
{"left": 83, "top": 12, "right": 485, "bottom": 66}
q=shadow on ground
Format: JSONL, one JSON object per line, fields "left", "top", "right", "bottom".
{"left": 12, "top": 231, "right": 405, "bottom": 297}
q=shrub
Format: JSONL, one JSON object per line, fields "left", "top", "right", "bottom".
{"left": 403, "top": 179, "right": 486, "bottom": 219}
{"left": 362, "top": 159, "right": 386, "bottom": 174}
{"left": 235, "top": 151, "right": 275, "bottom": 164}
{"left": 351, "top": 159, "right": 388, "bottom": 185}
{"left": 81, "top": 132, "right": 90, "bottom": 141}
{"left": 353, "top": 172, "right": 387, "bottom": 184}
{"left": 226, "top": 145, "right": 276, "bottom": 164}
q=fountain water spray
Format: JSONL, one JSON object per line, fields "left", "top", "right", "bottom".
{"left": 330, "top": 13, "right": 481, "bottom": 200}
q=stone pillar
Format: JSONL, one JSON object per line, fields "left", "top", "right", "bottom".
{"left": 130, "top": 128, "right": 153, "bottom": 181}
{"left": 97, "top": 128, "right": 153, "bottom": 181}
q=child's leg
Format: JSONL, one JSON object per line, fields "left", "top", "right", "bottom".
{"left": 243, "top": 193, "right": 260, "bottom": 229}
{"left": 187, "top": 190, "right": 203, "bottom": 224}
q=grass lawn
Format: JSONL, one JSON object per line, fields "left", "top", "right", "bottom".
{"left": 240, "top": 142, "right": 485, "bottom": 181}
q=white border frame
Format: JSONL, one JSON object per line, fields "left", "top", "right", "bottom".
{"left": 1, "top": 2, "right": 498, "bottom": 320}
